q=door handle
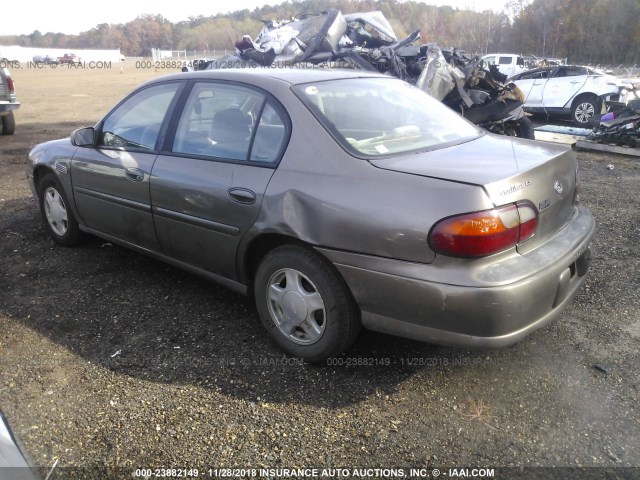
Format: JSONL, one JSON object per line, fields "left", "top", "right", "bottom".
{"left": 228, "top": 188, "right": 256, "bottom": 205}
{"left": 570, "top": 81, "right": 581, "bottom": 84}
{"left": 125, "top": 168, "right": 145, "bottom": 182}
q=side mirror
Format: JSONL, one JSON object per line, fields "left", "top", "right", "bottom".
{"left": 71, "top": 127, "right": 96, "bottom": 147}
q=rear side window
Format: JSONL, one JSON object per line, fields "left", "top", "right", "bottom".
{"left": 100, "top": 83, "right": 180, "bottom": 150}
{"left": 172, "top": 82, "right": 288, "bottom": 164}
{"left": 250, "top": 103, "right": 287, "bottom": 163}
{"left": 498, "top": 56, "right": 513, "bottom": 65}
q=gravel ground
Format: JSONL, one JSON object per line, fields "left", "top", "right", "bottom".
{"left": 1, "top": 74, "right": 639, "bottom": 480}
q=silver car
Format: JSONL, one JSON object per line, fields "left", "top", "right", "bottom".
{"left": 27, "top": 69, "right": 595, "bottom": 362}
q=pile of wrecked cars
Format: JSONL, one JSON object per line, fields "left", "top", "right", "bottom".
{"left": 588, "top": 83, "right": 640, "bottom": 148}
{"left": 184, "top": 9, "right": 535, "bottom": 139}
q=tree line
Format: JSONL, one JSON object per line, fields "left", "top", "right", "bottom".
{"left": 2, "top": 0, "right": 639, "bottom": 65}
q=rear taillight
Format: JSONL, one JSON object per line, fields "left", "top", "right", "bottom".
{"left": 429, "top": 202, "right": 538, "bottom": 257}
{"left": 6, "top": 76, "right": 14, "bottom": 94}
{"left": 573, "top": 166, "right": 580, "bottom": 205}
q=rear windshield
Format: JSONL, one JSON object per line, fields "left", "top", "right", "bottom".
{"left": 292, "top": 77, "right": 481, "bottom": 157}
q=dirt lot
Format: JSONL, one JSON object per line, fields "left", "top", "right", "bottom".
{"left": 1, "top": 64, "right": 639, "bottom": 480}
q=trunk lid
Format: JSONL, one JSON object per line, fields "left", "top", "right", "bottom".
{"left": 370, "top": 134, "right": 578, "bottom": 253}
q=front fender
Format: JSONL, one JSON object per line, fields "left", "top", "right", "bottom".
{"left": 28, "top": 139, "right": 82, "bottom": 224}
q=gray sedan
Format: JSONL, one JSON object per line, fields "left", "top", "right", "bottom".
{"left": 27, "top": 69, "right": 595, "bottom": 362}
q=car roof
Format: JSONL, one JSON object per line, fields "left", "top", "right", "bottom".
{"left": 148, "top": 68, "right": 390, "bottom": 87}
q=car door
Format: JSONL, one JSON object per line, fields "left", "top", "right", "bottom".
{"left": 71, "top": 82, "right": 183, "bottom": 250}
{"left": 150, "top": 81, "right": 290, "bottom": 280}
{"left": 481, "top": 55, "right": 496, "bottom": 69}
{"left": 516, "top": 69, "right": 549, "bottom": 108}
{"left": 496, "top": 55, "right": 515, "bottom": 77}
{"left": 542, "top": 66, "right": 589, "bottom": 109}
{"left": 512, "top": 55, "right": 527, "bottom": 77}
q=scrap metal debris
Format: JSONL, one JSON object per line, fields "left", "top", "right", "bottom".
{"left": 187, "top": 9, "right": 534, "bottom": 138}
{"left": 588, "top": 88, "right": 640, "bottom": 148}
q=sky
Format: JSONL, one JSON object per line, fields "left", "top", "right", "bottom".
{"left": 2, "top": 0, "right": 511, "bottom": 36}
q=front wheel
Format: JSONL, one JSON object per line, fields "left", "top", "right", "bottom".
{"left": 514, "top": 116, "right": 535, "bottom": 139}
{"left": 254, "top": 245, "right": 360, "bottom": 362}
{"left": 572, "top": 96, "right": 598, "bottom": 128}
{"left": 38, "top": 173, "right": 84, "bottom": 246}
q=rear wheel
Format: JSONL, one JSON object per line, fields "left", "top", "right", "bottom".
{"left": 1, "top": 112, "right": 15, "bottom": 135}
{"left": 38, "top": 173, "right": 84, "bottom": 246}
{"left": 254, "top": 245, "right": 360, "bottom": 362}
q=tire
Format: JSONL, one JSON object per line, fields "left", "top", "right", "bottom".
{"left": 514, "top": 116, "right": 535, "bottom": 139}
{"left": 38, "top": 173, "right": 84, "bottom": 246}
{"left": 254, "top": 245, "right": 361, "bottom": 362}
{"left": 1, "top": 112, "right": 15, "bottom": 135}
{"left": 572, "top": 96, "right": 598, "bottom": 128}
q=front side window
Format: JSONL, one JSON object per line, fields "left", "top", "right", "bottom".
{"left": 520, "top": 70, "right": 549, "bottom": 80}
{"left": 293, "top": 78, "right": 481, "bottom": 157}
{"left": 100, "top": 82, "right": 180, "bottom": 150}
{"left": 564, "top": 67, "right": 588, "bottom": 77}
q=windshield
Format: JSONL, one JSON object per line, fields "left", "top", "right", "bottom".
{"left": 292, "top": 77, "right": 481, "bottom": 157}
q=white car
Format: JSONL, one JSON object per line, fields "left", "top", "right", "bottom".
{"left": 509, "top": 65, "right": 630, "bottom": 127}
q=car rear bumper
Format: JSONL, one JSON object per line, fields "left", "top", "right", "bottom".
{"left": 0, "top": 101, "right": 20, "bottom": 115}
{"left": 317, "top": 205, "right": 595, "bottom": 348}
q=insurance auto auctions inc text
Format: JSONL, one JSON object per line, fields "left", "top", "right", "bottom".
{"left": 204, "top": 467, "right": 495, "bottom": 478}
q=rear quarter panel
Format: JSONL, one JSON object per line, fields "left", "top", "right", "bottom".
{"left": 243, "top": 80, "right": 493, "bottom": 265}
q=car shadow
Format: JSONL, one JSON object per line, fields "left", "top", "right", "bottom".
{"left": 0, "top": 197, "right": 500, "bottom": 408}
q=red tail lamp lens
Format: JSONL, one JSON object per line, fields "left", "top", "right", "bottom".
{"left": 430, "top": 202, "right": 538, "bottom": 257}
